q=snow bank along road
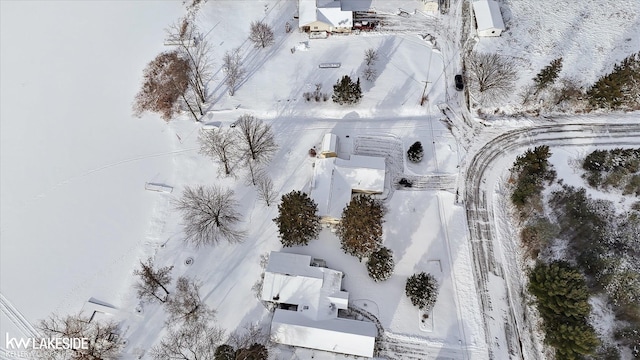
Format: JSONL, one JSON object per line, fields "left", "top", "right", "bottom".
{"left": 464, "top": 122, "right": 640, "bottom": 359}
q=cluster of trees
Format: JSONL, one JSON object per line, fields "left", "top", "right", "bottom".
{"left": 550, "top": 186, "right": 640, "bottom": 318}
{"left": 509, "top": 145, "right": 556, "bottom": 208}
{"left": 199, "top": 114, "right": 277, "bottom": 177}
{"left": 134, "top": 18, "right": 278, "bottom": 121}
{"left": 35, "top": 313, "right": 123, "bottom": 359}
{"left": 333, "top": 75, "right": 362, "bottom": 105}
{"left": 405, "top": 272, "right": 439, "bottom": 311}
{"left": 508, "top": 144, "right": 640, "bottom": 357}
{"left": 582, "top": 148, "right": 640, "bottom": 195}
{"left": 303, "top": 83, "right": 330, "bottom": 102}
{"left": 134, "top": 20, "right": 213, "bottom": 122}
{"left": 407, "top": 141, "right": 424, "bottom": 163}
{"left": 273, "top": 192, "right": 394, "bottom": 281}
{"left": 528, "top": 261, "right": 598, "bottom": 359}
{"left": 587, "top": 52, "right": 640, "bottom": 110}
{"left": 132, "top": 258, "right": 271, "bottom": 360}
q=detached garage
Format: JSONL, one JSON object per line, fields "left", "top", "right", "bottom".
{"left": 472, "top": 0, "right": 505, "bottom": 37}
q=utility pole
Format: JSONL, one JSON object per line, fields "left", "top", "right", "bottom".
{"left": 420, "top": 80, "right": 431, "bottom": 106}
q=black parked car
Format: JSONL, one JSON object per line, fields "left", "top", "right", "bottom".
{"left": 455, "top": 75, "right": 464, "bottom": 91}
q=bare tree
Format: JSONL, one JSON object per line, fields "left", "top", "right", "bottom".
{"left": 256, "top": 174, "right": 277, "bottom": 206}
{"left": 234, "top": 114, "right": 277, "bottom": 163}
{"left": 467, "top": 52, "right": 518, "bottom": 102}
{"left": 167, "top": 20, "right": 214, "bottom": 107}
{"left": 150, "top": 319, "right": 224, "bottom": 360}
{"left": 244, "top": 159, "right": 264, "bottom": 186}
{"left": 227, "top": 323, "right": 269, "bottom": 350}
{"left": 37, "top": 312, "right": 123, "bottom": 359}
{"left": 363, "top": 66, "right": 377, "bottom": 82}
{"left": 165, "top": 276, "right": 215, "bottom": 327}
{"left": 249, "top": 20, "right": 275, "bottom": 49}
{"left": 199, "top": 128, "right": 241, "bottom": 176}
{"left": 175, "top": 185, "right": 245, "bottom": 247}
{"left": 364, "top": 48, "right": 378, "bottom": 66}
{"left": 133, "top": 257, "right": 173, "bottom": 303}
{"left": 223, "top": 48, "right": 245, "bottom": 96}
{"left": 133, "top": 51, "right": 191, "bottom": 121}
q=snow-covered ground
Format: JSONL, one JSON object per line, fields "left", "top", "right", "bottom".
{"left": 0, "top": 0, "right": 184, "bottom": 340}
{"left": 472, "top": 0, "right": 640, "bottom": 108}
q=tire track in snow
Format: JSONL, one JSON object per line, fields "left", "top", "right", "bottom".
{"left": 0, "top": 293, "right": 41, "bottom": 338}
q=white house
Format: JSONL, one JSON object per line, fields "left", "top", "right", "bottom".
{"left": 310, "top": 135, "right": 386, "bottom": 223}
{"left": 472, "top": 0, "right": 505, "bottom": 37}
{"left": 299, "top": 0, "right": 353, "bottom": 33}
{"left": 261, "top": 252, "right": 377, "bottom": 358}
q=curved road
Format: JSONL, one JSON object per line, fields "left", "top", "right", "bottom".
{"left": 464, "top": 122, "right": 640, "bottom": 359}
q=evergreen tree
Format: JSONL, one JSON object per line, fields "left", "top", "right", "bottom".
{"left": 533, "top": 58, "right": 563, "bottom": 93}
{"left": 214, "top": 345, "right": 235, "bottom": 360}
{"left": 510, "top": 145, "right": 555, "bottom": 207}
{"left": 528, "top": 261, "right": 591, "bottom": 323}
{"left": 528, "top": 261, "right": 598, "bottom": 358}
{"left": 407, "top": 141, "right": 424, "bottom": 163}
{"left": 273, "top": 191, "right": 321, "bottom": 247}
{"left": 546, "top": 323, "right": 599, "bottom": 360}
{"left": 235, "top": 343, "right": 268, "bottom": 360}
{"left": 405, "top": 272, "right": 439, "bottom": 311}
{"left": 587, "top": 52, "right": 640, "bottom": 109}
{"left": 336, "top": 194, "right": 384, "bottom": 261}
{"left": 367, "top": 247, "right": 394, "bottom": 282}
{"left": 332, "top": 75, "right": 362, "bottom": 105}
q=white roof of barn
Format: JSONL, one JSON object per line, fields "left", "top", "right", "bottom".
{"left": 271, "top": 309, "right": 377, "bottom": 358}
{"left": 472, "top": 0, "right": 505, "bottom": 32}
{"left": 299, "top": 0, "right": 353, "bottom": 28}
{"left": 261, "top": 252, "right": 348, "bottom": 321}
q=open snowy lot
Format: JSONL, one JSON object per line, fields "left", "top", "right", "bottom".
{"left": 0, "top": 0, "right": 184, "bottom": 339}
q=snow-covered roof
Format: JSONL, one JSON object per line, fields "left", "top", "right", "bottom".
{"left": 335, "top": 155, "right": 385, "bottom": 193}
{"left": 299, "top": 0, "right": 353, "bottom": 28}
{"left": 310, "top": 152, "right": 386, "bottom": 221}
{"left": 339, "top": 0, "right": 374, "bottom": 11}
{"left": 261, "top": 252, "right": 348, "bottom": 321}
{"left": 321, "top": 133, "right": 338, "bottom": 154}
{"left": 271, "top": 309, "right": 377, "bottom": 358}
{"left": 472, "top": 0, "right": 505, "bottom": 32}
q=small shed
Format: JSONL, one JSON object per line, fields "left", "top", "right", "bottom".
{"left": 422, "top": 0, "right": 439, "bottom": 13}
{"left": 320, "top": 133, "right": 338, "bottom": 158}
{"left": 472, "top": 0, "right": 505, "bottom": 37}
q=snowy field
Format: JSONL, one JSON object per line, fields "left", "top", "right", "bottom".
{"left": 0, "top": 0, "right": 184, "bottom": 339}
{"left": 1, "top": 0, "right": 489, "bottom": 359}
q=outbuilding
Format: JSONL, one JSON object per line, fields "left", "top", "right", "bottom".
{"left": 472, "top": 0, "right": 505, "bottom": 37}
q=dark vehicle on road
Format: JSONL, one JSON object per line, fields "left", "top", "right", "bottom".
{"left": 455, "top": 75, "right": 464, "bottom": 91}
